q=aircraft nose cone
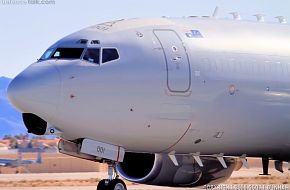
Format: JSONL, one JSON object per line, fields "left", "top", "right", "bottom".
{"left": 7, "top": 63, "right": 61, "bottom": 120}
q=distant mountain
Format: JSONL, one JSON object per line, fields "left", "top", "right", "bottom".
{"left": 0, "top": 77, "right": 26, "bottom": 137}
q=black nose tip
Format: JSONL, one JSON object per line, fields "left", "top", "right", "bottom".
{"left": 22, "top": 113, "right": 47, "bottom": 135}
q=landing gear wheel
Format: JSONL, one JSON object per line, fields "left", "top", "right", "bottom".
{"left": 97, "top": 163, "right": 126, "bottom": 190}
{"left": 109, "top": 179, "right": 127, "bottom": 190}
{"left": 97, "top": 179, "right": 108, "bottom": 190}
{"left": 97, "top": 179, "right": 126, "bottom": 190}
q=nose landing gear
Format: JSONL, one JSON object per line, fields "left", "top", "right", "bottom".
{"left": 97, "top": 163, "right": 127, "bottom": 190}
{"left": 97, "top": 179, "right": 127, "bottom": 190}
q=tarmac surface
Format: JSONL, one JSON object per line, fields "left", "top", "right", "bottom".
{"left": 0, "top": 186, "right": 184, "bottom": 190}
{"left": 0, "top": 167, "right": 289, "bottom": 190}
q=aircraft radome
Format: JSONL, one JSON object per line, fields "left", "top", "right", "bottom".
{"left": 7, "top": 12, "right": 290, "bottom": 190}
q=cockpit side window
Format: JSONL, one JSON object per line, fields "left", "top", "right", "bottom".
{"left": 39, "top": 49, "right": 54, "bottom": 61}
{"left": 83, "top": 48, "right": 100, "bottom": 64}
{"left": 102, "top": 48, "right": 119, "bottom": 63}
{"left": 51, "top": 48, "right": 84, "bottom": 59}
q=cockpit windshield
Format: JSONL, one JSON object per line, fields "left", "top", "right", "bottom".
{"left": 39, "top": 49, "right": 54, "bottom": 60}
{"left": 39, "top": 47, "right": 119, "bottom": 64}
{"left": 51, "top": 48, "right": 84, "bottom": 59}
{"left": 83, "top": 48, "right": 100, "bottom": 64}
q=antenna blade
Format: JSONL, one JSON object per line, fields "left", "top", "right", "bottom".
{"left": 275, "top": 16, "right": 287, "bottom": 24}
{"left": 230, "top": 12, "right": 241, "bottom": 20}
{"left": 212, "top": 6, "right": 219, "bottom": 18}
{"left": 253, "top": 14, "right": 265, "bottom": 22}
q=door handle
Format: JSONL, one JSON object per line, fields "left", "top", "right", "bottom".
{"left": 172, "top": 56, "right": 182, "bottom": 61}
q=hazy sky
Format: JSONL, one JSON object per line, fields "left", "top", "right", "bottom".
{"left": 0, "top": 0, "right": 290, "bottom": 77}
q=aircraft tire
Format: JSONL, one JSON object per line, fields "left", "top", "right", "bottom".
{"left": 97, "top": 179, "right": 108, "bottom": 190}
{"left": 108, "top": 179, "right": 127, "bottom": 190}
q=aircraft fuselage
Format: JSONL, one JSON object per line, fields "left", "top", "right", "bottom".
{"left": 8, "top": 18, "right": 290, "bottom": 161}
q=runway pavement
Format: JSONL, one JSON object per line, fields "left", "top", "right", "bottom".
{"left": 0, "top": 167, "right": 287, "bottom": 181}
{"left": 0, "top": 172, "right": 198, "bottom": 190}
{"left": 0, "top": 172, "right": 107, "bottom": 181}
{"left": 0, "top": 167, "right": 288, "bottom": 190}
{"left": 0, "top": 185, "right": 197, "bottom": 190}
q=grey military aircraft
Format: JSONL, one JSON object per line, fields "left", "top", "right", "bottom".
{"left": 6, "top": 10, "right": 290, "bottom": 190}
{"left": 0, "top": 148, "right": 42, "bottom": 171}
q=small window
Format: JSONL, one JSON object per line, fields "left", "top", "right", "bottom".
{"left": 39, "top": 49, "right": 54, "bottom": 60}
{"left": 77, "top": 39, "right": 88, "bottom": 44}
{"left": 91, "top": 40, "right": 100, "bottom": 44}
{"left": 102, "top": 48, "right": 119, "bottom": 63}
{"left": 83, "top": 48, "right": 100, "bottom": 64}
{"left": 51, "top": 48, "right": 84, "bottom": 59}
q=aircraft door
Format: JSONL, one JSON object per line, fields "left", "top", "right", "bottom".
{"left": 154, "top": 30, "right": 191, "bottom": 93}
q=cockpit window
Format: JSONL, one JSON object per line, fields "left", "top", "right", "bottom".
{"left": 39, "top": 49, "right": 54, "bottom": 60}
{"left": 102, "top": 48, "right": 119, "bottom": 63}
{"left": 51, "top": 48, "right": 84, "bottom": 59}
{"left": 39, "top": 47, "right": 119, "bottom": 64}
{"left": 83, "top": 48, "right": 100, "bottom": 64}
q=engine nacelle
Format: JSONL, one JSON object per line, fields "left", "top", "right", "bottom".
{"left": 116, "top": 152, "right": 237, "bottom": 187}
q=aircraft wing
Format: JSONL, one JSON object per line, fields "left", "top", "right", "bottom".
{"left": 0, "top": 159, "right": 12, "bottom": 166}
{"left": 20, "top": 160, "right": 34, "bottom": 165}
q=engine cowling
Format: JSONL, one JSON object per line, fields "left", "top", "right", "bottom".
{"left": 116, "top": 152, "right": 238, "bottom": 187}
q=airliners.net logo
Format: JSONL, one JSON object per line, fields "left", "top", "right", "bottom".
{"left": 1, "top": 0, "right": 55, "bottom": 5}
